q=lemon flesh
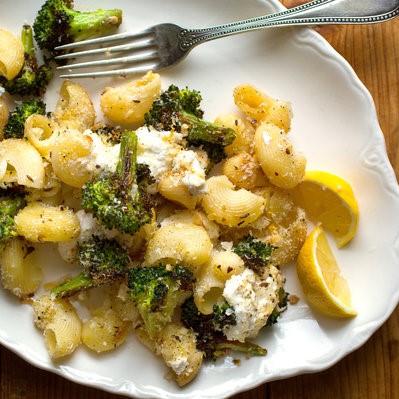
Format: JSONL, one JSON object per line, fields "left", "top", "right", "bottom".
{"left": 291, "top": 170, "right": 359, "bottom": 248}
{"left": 297, "top": 225, "right": 357, "bottom": 318}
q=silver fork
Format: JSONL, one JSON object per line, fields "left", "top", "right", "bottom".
{"left": 55, "top": 0, "right": 399, "bottom": 78}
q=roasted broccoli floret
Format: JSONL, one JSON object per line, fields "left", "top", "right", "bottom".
{"left": 0, "top": 25, "right": 52, "bottom": 97}
{"left": 181, "top": 297, "right": 267, "bottom": 360}
{"left": 128, "top": 265, "right": 194, "bottom": 338}
{"left": 81, "top": 130, "right": 154, "bottom": 234}
{"left": 0, "top": 188, "right": 27, "bottom": 250}
{"left": 33, "top": 0, "right": 122, "bottom": 57}
{"left": 233, "top": 235, "right": 275, "bottom": 273}
{"left": 91, "top": 122, "right": 123, "bottom": 145}
{"left": 145, "top": 84, "right": 236, "bottom": 167}
{"left": 51, "top": 236, "right": 131, "bottom": 298}
{"left": 3, "top": 99, "right": 46, "bottom": 139}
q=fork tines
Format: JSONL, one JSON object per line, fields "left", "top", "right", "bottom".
{"left": 55, "top": 28, "right": 159, "bottom": 78}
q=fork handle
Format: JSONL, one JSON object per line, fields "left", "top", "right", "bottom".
{"left": 180, "top": 0, "right": 399, "bottom": 50}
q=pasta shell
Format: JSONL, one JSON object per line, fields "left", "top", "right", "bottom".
{"left": 0, "top": 28, "right": 24, "bottom": 80}
{"left": 201, "top": 175, "right": 266, "bottom": 227}
{"left": 145, "top": 222, "right": 212, "bottom": 273}
{"left": 0, "top": 238, "right": 42, "bottom": 298}
{"left": 14, "top": 202, "right": 80, "bottom": 243}
{"left": 101, "top": 71, "right": 161, "bottom": 125}
{"left": 0, "top": 138, "right": 45, "bottom": 188}
{"left": 222, "top": 151, "right": 268, "bottom": 190}
{"left": 254, "top": 122, "right": 306, "bottom": 189}
{"left": 82, "top": 309, "right": 130, "bottom": 353}
{"left": 53, "top": 80, "right": 95, "bottom": 132}
{"left": 158, "top": 174, "right": 198, "bottom": 209}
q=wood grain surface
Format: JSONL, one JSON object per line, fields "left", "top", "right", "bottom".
{"left": 1, "top": 2, "right": 399, "bottom": 398}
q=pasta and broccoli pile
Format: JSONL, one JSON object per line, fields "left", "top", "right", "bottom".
{"left": 0, "top": 69, "right": 311, "bottom": 386}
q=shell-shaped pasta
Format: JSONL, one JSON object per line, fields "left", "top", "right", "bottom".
{"left": 265, "top": 99, "right": 293, "bottom": 132}
{"left": 32, "top": 295, "right": 82, "bottom": 359}
{"left": 145, "top": 222, "right": 212, "bottom": 273}
{"left": 24, "top": 114, "right": 59, "bottom": 161}
{"left": 82, "top": 309, "right": 131, "bottom": 353}
{"left": 254, "top": 122, "right": 306, "bottom": 189}
{"left": 160, "top": 209, "right": 220, "bottom": 243}
{"left": 201, "top": 175, "right": 266, "bottom": 228}
{"left": 0, "top": 96, "right": 9, "bottom": 135}
{"left": 154, "top": 322, "right": 203, "bottom": 387}
{"left": 52, "top": 80, "right": 95, "bottom": 132}
{"left": 0, "top": 238, "right": 42, "bottom": 298}
{"left": 0, "top": 138, "right": 45, "bottom": 188}
{"left": 158, "top": 174, "right": 198, "bottom": 209}
{"left": 215, "top": 113, "right": 255, "bottom": 156}
{"left": 211, "top": 250, "right": 245, "bottom": 280}
{"left": 222, "top": 151, "right": 268, "bottom": 190}
{"left": 0, "top": 28, "right": 24, "bottom": 80}
{"left": 194, "top": 259, "right": 226, "bottom": 315}
{"left": 14, "top": 202, "right": 80, "bottom": 242}
{"left": 50, "top": 129, "right": 92, "bottom": 187}
{"left": 101, "top": 71, "right": 161, "bottom": 125}
{"left": 233, "top": 84, "right": 274, "bottom": 122}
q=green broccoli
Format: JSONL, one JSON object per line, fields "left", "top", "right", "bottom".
{"left": 181, "top": 297, "right": 267, "bottom": 360}
{"left": 3, "top": 99, "right": 46, "bottom": 139}
{"left": 51, "top": 236, "right": 131, "bottom": 298}
{"left": 81, "top": 130, "right": 155, "bottom": 235}
{"left": 0, "top": 24, "right": 52, "bottom": 97}
{"left": 128, "top": 265, "right": 195, "bottom": 338}
{"left": 145, "top": 84, "right": 236, "bottom": 167}
{"left": 33, "top": 0, "right": 123, "bottom": 58}
{"left": 233, "top": 235, "right": 275, "bottom": 273}
{"left": 0, "top": 188, "right": 27, "bottom": 250}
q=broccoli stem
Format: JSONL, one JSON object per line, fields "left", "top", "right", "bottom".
{"left": 181, "top": 111, "right": 236, "bottom": 147}
{"left": 214, "top": 340, "right": 267, "bottom": 358}
{"left": 117, "top": 130, "right": 138, "bottom": 191}
{"left": 68, "top": 9, "right": 123, "bottom": 42}
{"left": 51, "top": 272, "right": 94, "bottom": 298}
{"left": 21, "top": 24, "right": 35, "bottom": 58}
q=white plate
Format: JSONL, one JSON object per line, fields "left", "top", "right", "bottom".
{"left": 1, "top": 0, "right": 399, "bottom": 398}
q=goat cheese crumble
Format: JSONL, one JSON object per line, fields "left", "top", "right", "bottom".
{"left": 222, "top": 267, "right": 284, "bottom": 342}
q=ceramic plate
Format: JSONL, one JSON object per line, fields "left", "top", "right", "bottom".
{"left": 1, "top": 0, "right": 399, "bottom": 398}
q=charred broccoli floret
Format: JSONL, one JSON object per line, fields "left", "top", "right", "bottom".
{"left": 91, "top": 122, "right": 123, "bottom": 145}
{"left": 0, "top": 25, "right": 52, "bottom": 97}
{"left": 233, "top": 235, "right": 275, "bottom": 273}
{"left": 145, "top": 84, "right": 236, "bottom": 167}
{"left": 51, "top": 236, "right": 131, "bottom": 298}
{"left": 81, "top": 130, "right": 154, "bottom": 234}
{"left": 0, "top": 188, "right": 27, "bottom": 250}
{"left": 33, "top": 0, "right": 122, "bottom": 57}
{"left": 3, "top": 99, "right": 46, "bottom": 139}
{"left": 128, "top": 265, "right": 194, "bottom": 338}
{"left": 181, "top": 297, "right": 267, "bottom": 360}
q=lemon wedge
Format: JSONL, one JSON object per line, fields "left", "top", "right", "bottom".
{"left": 290, "top": 170, "right": 359, "bottom": 247}
{"left": 297, "top": 225, "right": 357, "bottom": 318}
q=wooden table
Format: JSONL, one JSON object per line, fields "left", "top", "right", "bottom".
{"left": 1, "top": 2, "right": 399, "bottom": 399}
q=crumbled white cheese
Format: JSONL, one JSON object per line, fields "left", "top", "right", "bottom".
{"left": 166, "top": 356, "right": 189, "bottom": 376}
{"left": 135, "top": 126, "right": 182, "bottom": 180}
{"left": 222, "top": 267, "right": 284, "bottom": 342}
{"left": 83, "top": 130, "right": 120, "bottom": 174}
{"left": 0, "top": 86, "right": 5, "bottom": 97}
{"left": 171, "top": 149, "right": 207, "bottom": 195}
